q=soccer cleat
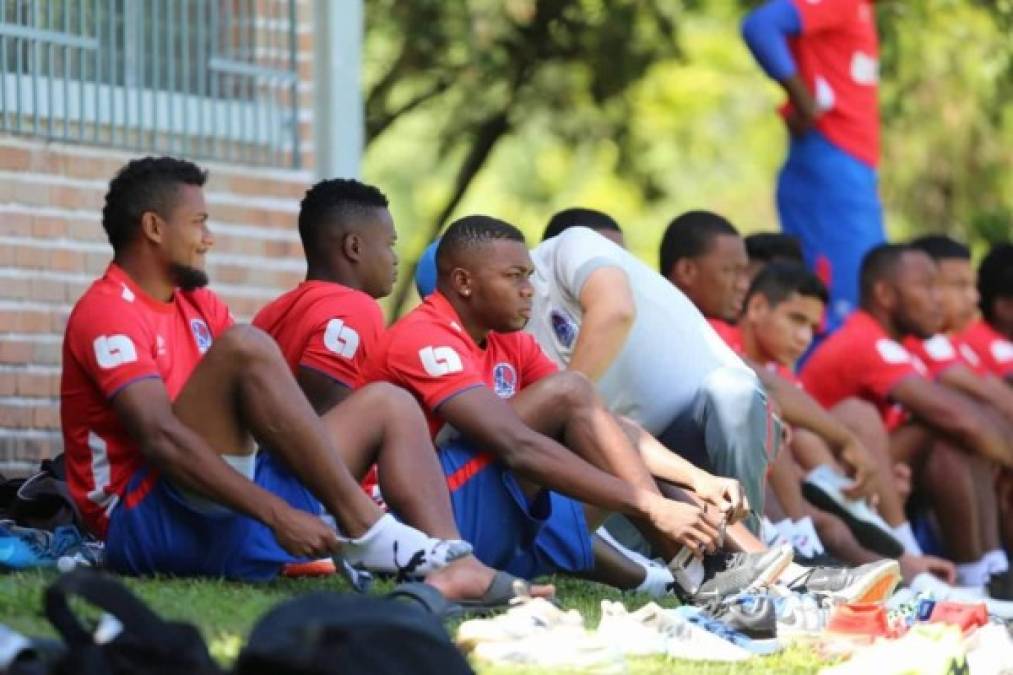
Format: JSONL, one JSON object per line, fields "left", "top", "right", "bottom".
{"left": 281, "top": 558, "right": 337, "bottom": 577}
{"left": 691, "top": 544, "right": 794, "bottom": 602}
{"left": 802, "top": 464, "right": 905, "bottom": 558}
{"left": 0, "top": 522, "right": 100, "bottom": 570}
{"left": 826, "top": 602, "right": 903, "bottom": 639}
{"left": 787, "top": 559, "right": 901, "bottom": 604}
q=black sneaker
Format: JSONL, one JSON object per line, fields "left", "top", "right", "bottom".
{"left": 692, "top": 545, "right": 794, "bottom": 603}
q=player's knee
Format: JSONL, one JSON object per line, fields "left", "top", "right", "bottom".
{"left": 216, "top": 324, "right": 282, "bottom": 365}
{"left": 547, "top": 370, "right": 596, "bottom": 410}
{"left": 357, "top": 381, "right": 417, "bottom": 413}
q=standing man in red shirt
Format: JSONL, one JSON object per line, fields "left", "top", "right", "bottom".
{"left": 253, "top": 178, "right": 552, "bottom": 604}
{"left": 742, "top": 0, "right": 884, "bottom": 331}
{"left": 801, "top": 244, "right": 1012, "bottom": 596}
{"left": 61, "top": 157, "right": 472, "bottom": 582}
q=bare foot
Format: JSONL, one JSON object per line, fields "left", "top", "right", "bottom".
{"left": 424, "top": 555, "right": 555, "bottom": 602}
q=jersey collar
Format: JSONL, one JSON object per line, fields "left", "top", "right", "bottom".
{"left": 105, "top": 262, "right": 175, "bottom": 314}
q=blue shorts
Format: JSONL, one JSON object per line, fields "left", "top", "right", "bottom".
{"left": 105, "top": 451, "right": 320, "bottom": 581}
{"left": 777, "top": 130, "right": 885, "bottom": 332}
{"left": 438, "top": 439, "right": 594, "bottom": 579}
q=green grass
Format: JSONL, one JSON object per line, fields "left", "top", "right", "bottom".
{"left": 0, "top": 572, "right": 834, "bottom": 673}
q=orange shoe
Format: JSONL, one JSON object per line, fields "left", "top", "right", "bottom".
{"left": 927, "top": 601, "right": 988, "bottom": 633}
{"left": 827, "top": 602, "right": 903, "bottom": 639}
{"left": 281, "top": 558, "right": 337, "bottom": 577}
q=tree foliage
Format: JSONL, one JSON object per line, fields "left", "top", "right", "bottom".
{"left": 361, "top": 0, "right": 1013, "bottom": 317}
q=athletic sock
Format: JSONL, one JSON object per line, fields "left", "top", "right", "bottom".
{"left": 636, "top": 564, "right": 677, "bottom": 598}
{"left": 984, "top": 549, "right": 1010, "bottom": 575}
{"left": 891, "top": 521, "right": 924, "bottom": 556}
{"left": 955, "top": 557, "right": 993, "bottom": 587}
{"left": 338, "top": 513, "right": 472, "bottom": 577}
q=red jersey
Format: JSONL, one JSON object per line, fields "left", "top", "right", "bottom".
{"left": 800, "top": 310, "right": 927, "bottom": 428}
{"left": 709, "top": 320, "right": 802, "bottom": 387}
{"left": 903, "top": 334, "right": 989, "bottom": 379}
{"left": 785, "top": 0, "right": 879, "bottom": 167}
{"left": 253, "top": 281, "right": 385, "bottom": 500}
{"left": 958, "top": 319, "right": 1013, "bottom": 379}
{"left": 361, "top": 292, "right": 558, "bottom": 439}
{"left": 252, "top": 281, "right": 384, "bottom": 389}
{"left": 60, "top": 264, "right": 233, "bottom": 536}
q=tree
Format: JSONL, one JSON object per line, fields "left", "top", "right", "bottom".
{"left": 363, "top": 0, "right": 684, "bottom": 317}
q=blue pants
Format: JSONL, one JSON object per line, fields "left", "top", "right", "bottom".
{"left": 105, "top": 452, "right": 316, "bottom": 581}
{"left": 438, "top": 439, "right": 594, "bottom": 579}
{"left": 777, "top": 131, "right": 885, "bottom": 332}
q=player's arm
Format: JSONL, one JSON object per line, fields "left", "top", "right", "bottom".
{"left": 113, "top": 379, "right": 336, "bottom": 557}
{"left": 890, "top": 376, "right": 1013, "bottom": 469}
{"left": 438, "top": 388, "right": 717, "bottom": 542}
{"left": 754, "top": 365, "right": 877, "bottom": 497}
{"left": 616, "top": 415, "right": 749, "bottom": 523}
{"left": 297, "top": 366, "right": 353, "bottom": 416}
{"left": 568, "top": 266, "right": 635, "bottom": 381}
{"left": 741, "top": 0, "right": 819, "bottom": 135}
{"left": 936, "top": 364, "right": 1013, "bottom": 420}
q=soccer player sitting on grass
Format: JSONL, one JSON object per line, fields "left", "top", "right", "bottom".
{"left": 60, "top": 157, "right": 483, "bottom": 586}
{"left": 363, "top": 215, "right": 809, "bottom": 599}
{"left": 801, "top": 243, "right": 1013, "bottom": 597}
{"left": 413, "top": 215, "right": 905, "bottom": 605}
{"left": 252, "top": 178, "right": 552, "bottom": 606}
{"left": 962, "top": 243, "right": 1013, "bottom": 382}
{"left": 732, "top": 261, "right": 954, "bottom": 583}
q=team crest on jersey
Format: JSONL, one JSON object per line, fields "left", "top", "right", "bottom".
{"left": 550, "top": 308, "right": 578, "bottom": 348}
{"left": 492, "top": 362, "right": 518, "bottom": 398}
{"left": 190, "top": 319, "right": 213, "bottom": 354}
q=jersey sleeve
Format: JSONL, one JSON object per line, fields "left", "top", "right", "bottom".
{"left": 380, "top": 324, "right": 485, "bottom": 411}
{"left": 551, "top": 228, "right": 625, "bottom": 299}
{"left": 791, "top": 0, "right": 862, "bottom": 34}
{"left": 904, "top": 335, "right": 960, "bottom": 379}
{"left": 299, "top": 294, "right": 384, "bottom": 388}
{"left": 858, "top": 336, "right": 922, "bottom": 401}
{"left": 517, "top": 333, "right": 559, "bottom": 386}
{"left": 66, "top": 299, "right": 160, "bottom": 399}
{"left": 741, "top": 0, "right": 802, "bottom": 81}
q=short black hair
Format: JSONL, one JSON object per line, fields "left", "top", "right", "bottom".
{"left": 746, "top": 261, "right": 828, "bottom": 309}
{"left": 542, "top": 208, "right": 622, "bottom": 241}
{"left": 659, "top": 210, "right": 739, "bottom": 276}
{"left": 298, "top": 178, "right": 389, "bottom": 261}
{"left": 745, "top": 232, "right": 804, "bottom": 265}
{"left": 102, "top": 156, "right": 207, "bottom": 252}
{"left": 978, "top": 243, "right": 1013, "bottom": 322}
{"left": 909, "top": 235, "right": 971, "bottom": 262}
{"left": 436, "top": 215, "right": 525, "bottom": 275}
{"left": 859, "top": 243, "right": 912, "bottom": 307}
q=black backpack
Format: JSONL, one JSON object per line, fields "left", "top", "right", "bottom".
{"left": 0, "top": 456, "right": 84, "bottom": 532}
{"left": 43, "top": 570, "right": 223, "bottom": 675}
{"left": 234, "top": 591, "right": 474, "bottom": 675}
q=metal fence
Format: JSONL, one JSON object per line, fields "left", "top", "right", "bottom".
{"left": 0, "top": 0, "right": 301, "bottom": 168}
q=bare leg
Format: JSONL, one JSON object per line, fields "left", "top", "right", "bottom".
{"left": 832, "top": 398, "right": 907, "bottom": 526}
{"left": 318, "top": 382, "right": 553, "bottom": 600}
{"left": 508, "top": 372, "right": 686, "bottom": 560}
{"left": 917, "top": 437, "right": 984, "bottom": 564}
{"left": 173, "top": 325, "right": 377, "bottom": 536}
{"left": 577, "top": 536, "right": 653, "bottom": 590}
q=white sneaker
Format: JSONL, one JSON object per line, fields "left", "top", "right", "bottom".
{"left": 909, "top": 572, "right": 1013, "bottom": 620}
{"left": 802, "top": 464, "right": 904, "bottom": 558}
{"left": 774, "top": 591, "right": 834, "bottom": 636}
{"left": 471, "top": 631, "right": 624, "bottom": 670}
{"left": 456, "top": 597, "right": 584, "bottom": 651}
{"left": 964, "top": 623, "right": 1013, "bottom": 675}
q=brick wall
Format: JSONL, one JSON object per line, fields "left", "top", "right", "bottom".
{"left": 0, "top": 0, "right": 318, "bottom": 473}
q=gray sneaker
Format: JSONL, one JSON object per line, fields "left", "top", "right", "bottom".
{"left": 785, "top": 559, "right": 901, "bottom": 604}
{"left": 692, "top": 545, "right": 794, "bottom": 603}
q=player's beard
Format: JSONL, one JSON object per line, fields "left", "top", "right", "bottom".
{"left": 170, "top": 263, "right": 209, "bottom": 290}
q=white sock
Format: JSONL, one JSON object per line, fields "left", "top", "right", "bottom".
{"left": 984, "top": 549, "right": 1010, "bottom": 575}
{"left": 891, "top": 522, "right": 923, "bottom": 556}
{"left": 760, "top": 516, "right": 789, "bottom": 547}
{"left": 338, "top": 513, "right": 472, "bottom": 577}
{"left": 956, "top": 557, "right": 993, "bottom": 587}
{"left": 792, "top": 517, "right": 826, "bottom": 557}
{"left": 636, "top": 564, "right": 676, "bottom": 598}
